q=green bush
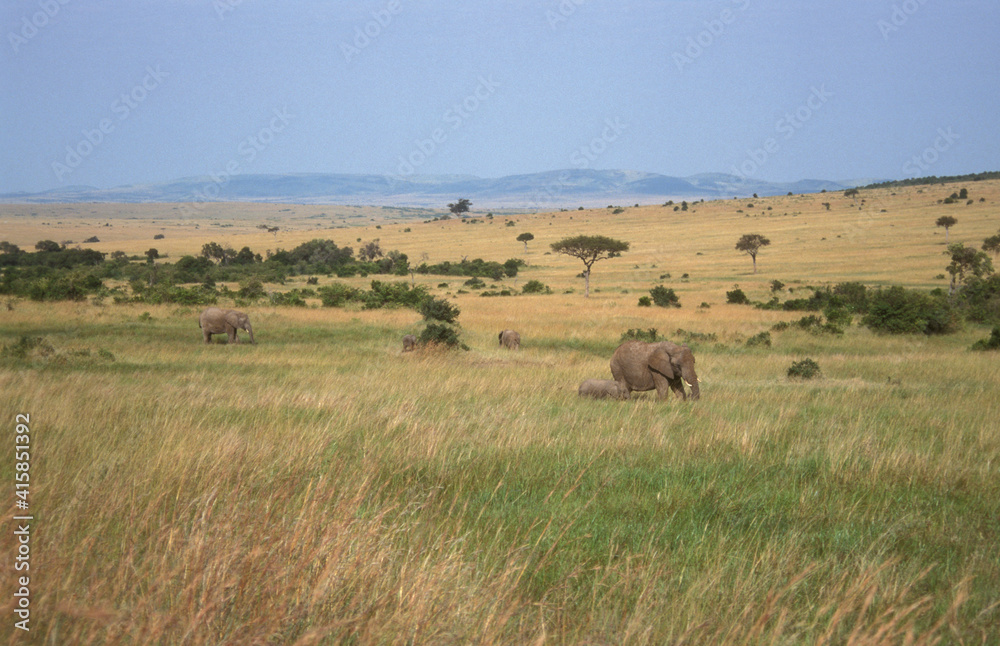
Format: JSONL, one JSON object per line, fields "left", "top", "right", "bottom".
{"left": 787, "top": 358, "right": 822, "bottom": 379}
{"left": 863, "top": 286, "right": 960, "bottom": 335}
{"left": 362, "top": 281, "right": 428, "bottom": 309}
{"left": 418, "top": 323, "right": 466, "bottom": 349}
{"left": 726, "top": 287, "right": 750, "bottom": 305}
{"left": 971, "top": 327, "right": 1000, "bottom": 351}
{"left": 521, "top": 280, "right": 550, "bottom": 294}
{"left": 269, "top": 290, "right": 308, "bottom": 307}
{"left": 419, "top": 297, "right": 460, "bottom": 324}
{"left": 620, "top": 328, "right": 660, "bottom": 343}
{"left": 649, "top": 285, "right": 681, "bottom": 308}
{"left": 318, "top": 283, "right": 361, "bottom": 307}
{"left": 746, "top": 331, "right": 772, "bottom": 347}
{"left": 637, "top": 296, "right": 652, "bottom": 307}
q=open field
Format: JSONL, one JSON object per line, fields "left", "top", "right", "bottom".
{"left": 2, "top": 182, "right": 1000, "bottom": 643}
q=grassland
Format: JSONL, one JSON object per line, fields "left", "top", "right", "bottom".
{"left": 2, "top": 182, "right": 999, "bottom": 644}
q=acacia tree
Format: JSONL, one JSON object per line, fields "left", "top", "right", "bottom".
{"left": 735, "top": 233, "right": 771, "bottom": 274}
{"left": 550, "top": 234, "right": 629, "bottom": 297}
{"left": 447, "top": 198, "right": 471, "bottom": 217}
{"left": 936, "top": 215, "right": 957, "bottom": 242}
{"left": 516, "top": 232, "right": 534, "bottom": 251}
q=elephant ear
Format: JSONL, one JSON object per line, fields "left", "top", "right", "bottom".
{"left": 648, "top": 347, "right": 677, "bottom": 380}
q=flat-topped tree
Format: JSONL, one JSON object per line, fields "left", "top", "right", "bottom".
{"left": 550, "top": 234, "right": 629, "bottom": 298}
{"left": 735, "top": 233, "right": 771, "bottom": 274}
{"left": 448, "top": 198, "right": 471, "bottom": 218}
{"left": 516, "top": 232, "right": 534, "bottom": 251}
{"left": 936, "top": 216, "right": 958, "bottom": 242}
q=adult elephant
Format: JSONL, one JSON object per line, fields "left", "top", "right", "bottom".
{"left": 610, "top": 340, "right": 699, "bottom": 400}
{"left": 499, "top": 329, "right": 521, "bottom": 350}
{"left": 199, "top": 307, "right": 255, "bottom": 344}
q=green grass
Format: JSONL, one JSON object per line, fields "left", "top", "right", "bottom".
{"left": 2, "top": 301, "right": 997, "bottom": 643}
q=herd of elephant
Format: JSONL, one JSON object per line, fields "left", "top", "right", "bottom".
{"left": 198, "top": 308, "right": 700, "bottom": 401}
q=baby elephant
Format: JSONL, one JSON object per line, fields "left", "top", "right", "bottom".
{"left": 499, "top": 329, "right": 521, "bottom": 350}
{"left": 578, "top": 379, "right": 629, "bottom": 400}
{"left": 402, "top": 334, "right": 417, "bottom": 352}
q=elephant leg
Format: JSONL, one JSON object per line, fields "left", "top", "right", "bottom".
{"left": 668, "top": 378, "right": 687, "bottom": 400}
{"left": 203, "top": 330, "right": 212, "bottom": 343}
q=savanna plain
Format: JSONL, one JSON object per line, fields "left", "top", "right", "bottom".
{"left": 2, "top": 183, "right": 999, "bottom": 644}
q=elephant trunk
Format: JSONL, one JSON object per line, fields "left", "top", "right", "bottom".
{"left": 246, "top": 323, "right": 255, "bottom": 344}
{"left": 683, "top": 365, "right": 700, "bottom": 400}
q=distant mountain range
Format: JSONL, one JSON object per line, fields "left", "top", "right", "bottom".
{"left": 0, "top": 170, "right": 873, "bottom": 208}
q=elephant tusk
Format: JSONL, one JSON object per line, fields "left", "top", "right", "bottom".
{"left": 684, "top": 380, "right": 693, "bottom": 388}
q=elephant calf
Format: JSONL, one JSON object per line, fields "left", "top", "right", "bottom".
{"left": 578, "top": 379, "right": 629, "bottom": 400}
{"left": 199, "top": 307, "right": 255, "bottom": 344}
{"left": 499, "top": 329, "right": 521, "bottom": 350}
{"left": 402, "top": 334, "right": 417, "bottom": 352}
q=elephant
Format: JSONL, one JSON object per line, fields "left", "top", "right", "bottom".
{"left": 199, "top": 307, "right": 255, "bottom": 344}
{"left": 402, "top": 334, "right": 417, "bottom": 352}
{"left": 499, "top": 329, "right": 521, "bottom": 350}
{"left": 578, "top": 378, "right": 630, "bottom": 400}
{"left": 610, "top": 340, "right": 699, "bottom": 400}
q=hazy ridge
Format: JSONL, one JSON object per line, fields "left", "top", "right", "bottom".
{"left": 0, "top": 169, "right": 866, "bottom": 208}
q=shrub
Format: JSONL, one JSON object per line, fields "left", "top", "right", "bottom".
{"left": 1, "top": 336, "right": 54, "bottom": 361}
{"left": 620, "top": 328, "right": 660, "bottom": 343}
{"left": 318, "top": 283, "right": 361, "bottom": 307}
{"left": 863, "top": 286, "right": 960, "bottom": 335}
{"left": 238, "top": 279, "right": 266, "bottom": 302}
{"left": 418, "top": 323, "right": 466, "bottom": 349}
{"left": 746, "top": 332, "right": 772, "bottom": 347}
{"left": 726, "top": 287, "right": 750, "bottom": 305}
{"left": 521, "top": 280, "right": 550, "bottom": 294}
{"left": 463, "top": 277, "right": 486, "bottom": 289}
{"left": 419, "top": 296, "right": 460, "bottom": 324}
{"left": 637, "top": 296, "right": 652, "bottom": 307}
{"left": 362, "top": 281, "right": 428, "bottom": 309}
{"left": 269, "top": 290, "right": 308, "bottom": 307}
{"left": 787, "top": 358, "right": 822, "bottom": 379}
{"left": 650, "top": 285, "right": 681, "bottom": 308}
{"left": 971, "top": 327, "right": 1000, "bottom": 351}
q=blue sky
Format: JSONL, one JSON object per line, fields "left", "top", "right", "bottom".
{"left": 2, "top": 0, "right": 998, "bottom": 193}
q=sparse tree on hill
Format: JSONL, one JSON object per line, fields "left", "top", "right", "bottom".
{"left": 35, "top": 240, "right": 61, "bottom": 252}
{"left": 358, "top": 239, "right": 384, "bottom": 262}
{"left": 936, "top": 216, "right": 957, "bottom": 242}
{"left": 550, "top": 234, "right": 629, "bottom": 298}
{"left": 201, "top": 241, "right": 236, "bottom": 265}
{"left": 448, "top": 198, "right": 472, "bottom": 218}
{"left": 145, "top": 248, "right": 159, "bottom": 265}
{"left": 735, "top": 233, "right": 771, "bottom": 274}
{"left": 983, "top": 229, "right": 1000, "bottom": 257}
{"left": 516, "top": 232, "right": 534, "bottom": 252}
{"left": 945, "top": 242, "right": 994, "bottom": 295}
